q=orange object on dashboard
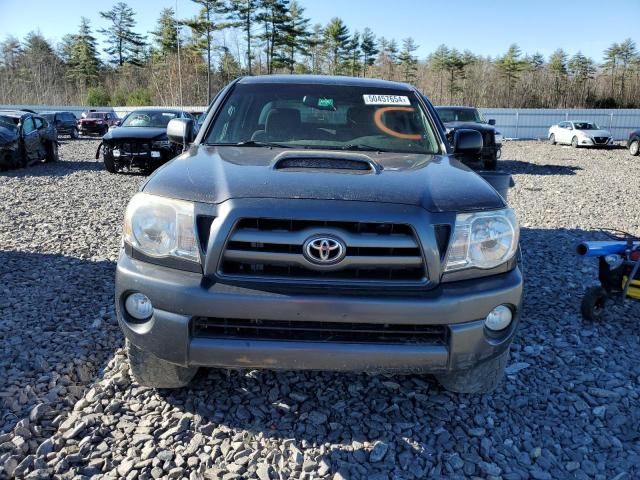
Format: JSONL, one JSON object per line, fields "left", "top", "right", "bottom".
{"left": 373, "top": 107, "right": 421, "bottom": 141}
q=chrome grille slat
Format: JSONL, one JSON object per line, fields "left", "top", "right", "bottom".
{"left": 219, "top": 218, "right": 427, "bottom": 284}
{"left": 230, "top": 227, "right": 418, "bottom": 249}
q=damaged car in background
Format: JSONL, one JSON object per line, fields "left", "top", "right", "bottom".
{"left": 78, "top": 111, "right": 119, "bottom": 136}
{"left": 434, "top": 105, "right": 502, "bottom": 170}
{"left": 0, "top": 110, "right": 58, "bottom": 171}
{"left": 96, "top": 109, "right": 196, "bottom": 174}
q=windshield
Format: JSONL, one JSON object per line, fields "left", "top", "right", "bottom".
{"left": 205, "top": 83, "right": 439, "bottom": 154}
{"left": 0, "top": 116, "right": 19, "bottom": 131}
{"left": 574, "top": 122, "right": 598, "bottom": 130}
{"left": 436, "top": 107, "right": 485, "bottom": 124}
{"left": 121, "top": 110, "right": 179, "bottom": 128}
{"left": 87, "top": 112, "right": 107, "bottom": 119}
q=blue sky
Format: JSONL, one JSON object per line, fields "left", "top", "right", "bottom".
{"left": 1, "top": 0, "right": 637, "bottom": 62}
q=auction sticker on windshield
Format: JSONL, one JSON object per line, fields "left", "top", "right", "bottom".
{"left": 363, "top": 94, "right": 411, "bottom": 106}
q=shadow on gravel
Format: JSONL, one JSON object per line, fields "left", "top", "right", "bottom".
{"left": 499, "top": 159, "right": 583, "bottom": 176}
{"left": 0, "top": 250, "right": 120, "bottom": 434}
{"left": 131, "top": 227, "right": 638, "bottom": 479}
{"left": 0, "top": 160, "right": 105, "bottom": 178}
{"left": 4, "top": 229, "right": 640, "bottom": 479}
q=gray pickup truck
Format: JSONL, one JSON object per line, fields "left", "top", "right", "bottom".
{"left": 116, "top": 75, "right": 522, "bottom": 393}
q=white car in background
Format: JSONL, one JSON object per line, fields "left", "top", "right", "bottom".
{"left": 548, "top": 121, "right": 613, "bottom": 148}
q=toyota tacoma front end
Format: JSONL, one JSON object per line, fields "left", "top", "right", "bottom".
{"left": 115, "top": 75, "right": 523, "bottom": 393}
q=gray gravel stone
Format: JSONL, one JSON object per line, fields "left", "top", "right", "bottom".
{"left": 1, "top": 140, "right": 640, "bottom": 480}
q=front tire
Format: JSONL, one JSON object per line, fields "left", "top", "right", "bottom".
{"left": 71, "top": 127, "right": 79, "bottom": 139}
{"left": 629, "top": 139, "right": 640, "bottom": 156}
{"left": 103, "top": 153, "right": 117, "bottom": 173}
{"left": 581, "top": 286, "right": 607, "bottom": 321}
{"left": 549, "top": 133, "right": 556, "bottom": 145}
{"left": 436, "top": 347, "right": 509, "bottom": 394}
{"left": 46, "top": 141, "right": 59, "bottom": 162}
{"left": 571, "top": 136, "right": 579, "bottom": 148}
{"left": 127, "top": 340, "right": 198, "bottom": 389}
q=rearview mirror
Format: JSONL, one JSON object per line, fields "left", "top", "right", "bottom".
{"left": 488, "top": 119, "right": 496, "bottom": 126}
{"left": 453, "top": 129, "right": 483, "bottom": 154}
{"left": 167, "top": 118, "right": 194, "bottom": 145}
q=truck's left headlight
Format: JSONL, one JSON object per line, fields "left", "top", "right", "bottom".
{"left": 123, "top": 193, "right": 198, "bottom": 262}
{"left": 444, "top": 208, "right": 519, "bottom": 272}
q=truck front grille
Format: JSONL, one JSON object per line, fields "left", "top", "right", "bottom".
{"left": 484, "top": 132, "right": 495, "bottom": 146}
{"left": 219, "top": 218, "right": 426, "bottom": 284}
{"left": 192, "top": 317, "right": 447, "bottom": 344}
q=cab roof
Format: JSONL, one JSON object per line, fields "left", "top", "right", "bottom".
{"left": 0, "top": 110, "right": 31, "bottom": 119}
{"left": 236, "top": 74, "right": 414, "bottom": 91}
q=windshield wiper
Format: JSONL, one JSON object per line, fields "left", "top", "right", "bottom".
{"left": 340, "top": 144, "right": 389, "bottom": 152}
{"left": 230, "top": 140, "right": 293, "bottom": 148}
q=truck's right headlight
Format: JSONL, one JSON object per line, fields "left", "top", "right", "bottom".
{"left": 123, "top": 193, "right": 199, "bottom": 262}
{"left": 444, "top": 208, "right": 519, "bottom": 272}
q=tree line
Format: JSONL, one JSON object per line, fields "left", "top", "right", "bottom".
{"left": 0, "top": 0, "right": 638, "bottom": 109}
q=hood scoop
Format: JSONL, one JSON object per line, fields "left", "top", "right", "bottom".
{"left": 273, "top": 151, "right": 380, "bottom": 174}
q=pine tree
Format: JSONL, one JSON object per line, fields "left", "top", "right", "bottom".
{"left": 225, "top": 0, "right": 259, "bottom": 74}
{"left": 307, "top": 24, "right": 324, "bottom": 74}
{"left": 0, "top": 36, "right": 22, "bottom": 70}
{"left": 568, "top": 52, "right": 595, "bottom": 106}
{"left": 398, "top": 37, "right": 418, "bottom": 83}
{"left": 323, "top": 17, "right": 349, "bottom": 75}
{"left": 278, "top": 0, "right": 310, "bottom": 74}
{"left": 360, "top": 28, "right": 378, "bottom": 78}
{"left": 346, "top": 31, "right": 360, "bottom": 77}
{"left": 151, "top": 8, "right": 179, "bottom": 58}
{"left": 66, "top": 17, "right": 101, "bottom": 87}
{"left": 98, "top": 2, "right": 147, "bottom": 67}
{"left": 495, "top": 44, "right": 525, "bottom": 104}
{"left": 257, "top": 0, "right": 289, "bottom": 74}
{"left": 183, "top": 0, "right": 228, "bottom": 102}
{"left": 548, "top": 49, "right": 568, "bottom": 106}
{"left": 617, "top": 38, "right": 638, "bottom": 104}
{"left": 429, "top": 44, "right": 450, "bottom": 101}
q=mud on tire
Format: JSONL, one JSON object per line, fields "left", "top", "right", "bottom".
{"left": 126, "top": 339, "right": 198, "bottom": 389}
{"left": 436, "top": 347, "right": 510, "bottom": 394}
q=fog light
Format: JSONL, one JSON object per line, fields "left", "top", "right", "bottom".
{"left": 125, "top": 293, "right": 153, "bottom": 320}
{"left": 485, "top": 305, "right": 513, "bottom": 331}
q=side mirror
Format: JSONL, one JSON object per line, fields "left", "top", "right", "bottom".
{"left": 488, "top": 119, "right": 496, "bottom": 126}
{"left": 167, "top": 118, "right": 194, "bottom": 145}
{"left": 453, "top": 129, "right": 483, "bottom": 154}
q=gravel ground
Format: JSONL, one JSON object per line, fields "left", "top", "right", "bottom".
{"left": 1, "top": 139, "right": 639, "bottom": 479}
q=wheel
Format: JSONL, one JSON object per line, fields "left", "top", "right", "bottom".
{"left": 549, "top": 133, "right": 556, "bottom": 145}
{"left": 571, "top": 136, "right": 579, "bottom": 148}
{"left": 436, "top": 347, "right": 510, "bottom": 394}
{"left": 126, "top": 340, "right": 198, "bottom": 388}
{"left": 46, "top": 141, "right": 59, "bottom": 162}
{"left": 103, "top": 153, "right": 117, "bottom": 173}
{"left": 581, "top": 286, "right": 608, "bottom": 321}
{"left": 629, "top": 139, "right": 640, "bottom": 156}
{"left": 484, "top": 152, "right": 498, "bottom": 171}
{"left": 71, "top": 127, "right": 78, "bottom": 139}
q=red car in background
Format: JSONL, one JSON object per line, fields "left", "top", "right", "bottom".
{"left": 78, "top": 111, "right": 119, "bottom": 136}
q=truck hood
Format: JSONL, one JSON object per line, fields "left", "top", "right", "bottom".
{"left": 103, "top": 127, "right": 167, "bottom": 141}
{"left": 142, "top": 146, "right": 505, "bottom": 213}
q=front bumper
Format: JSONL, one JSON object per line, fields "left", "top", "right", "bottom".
{"left": 579, "top": 136, "right": 614, "bottom": 147}
{"left": 116, "top": 253, "right": 523, "bottom": 374}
